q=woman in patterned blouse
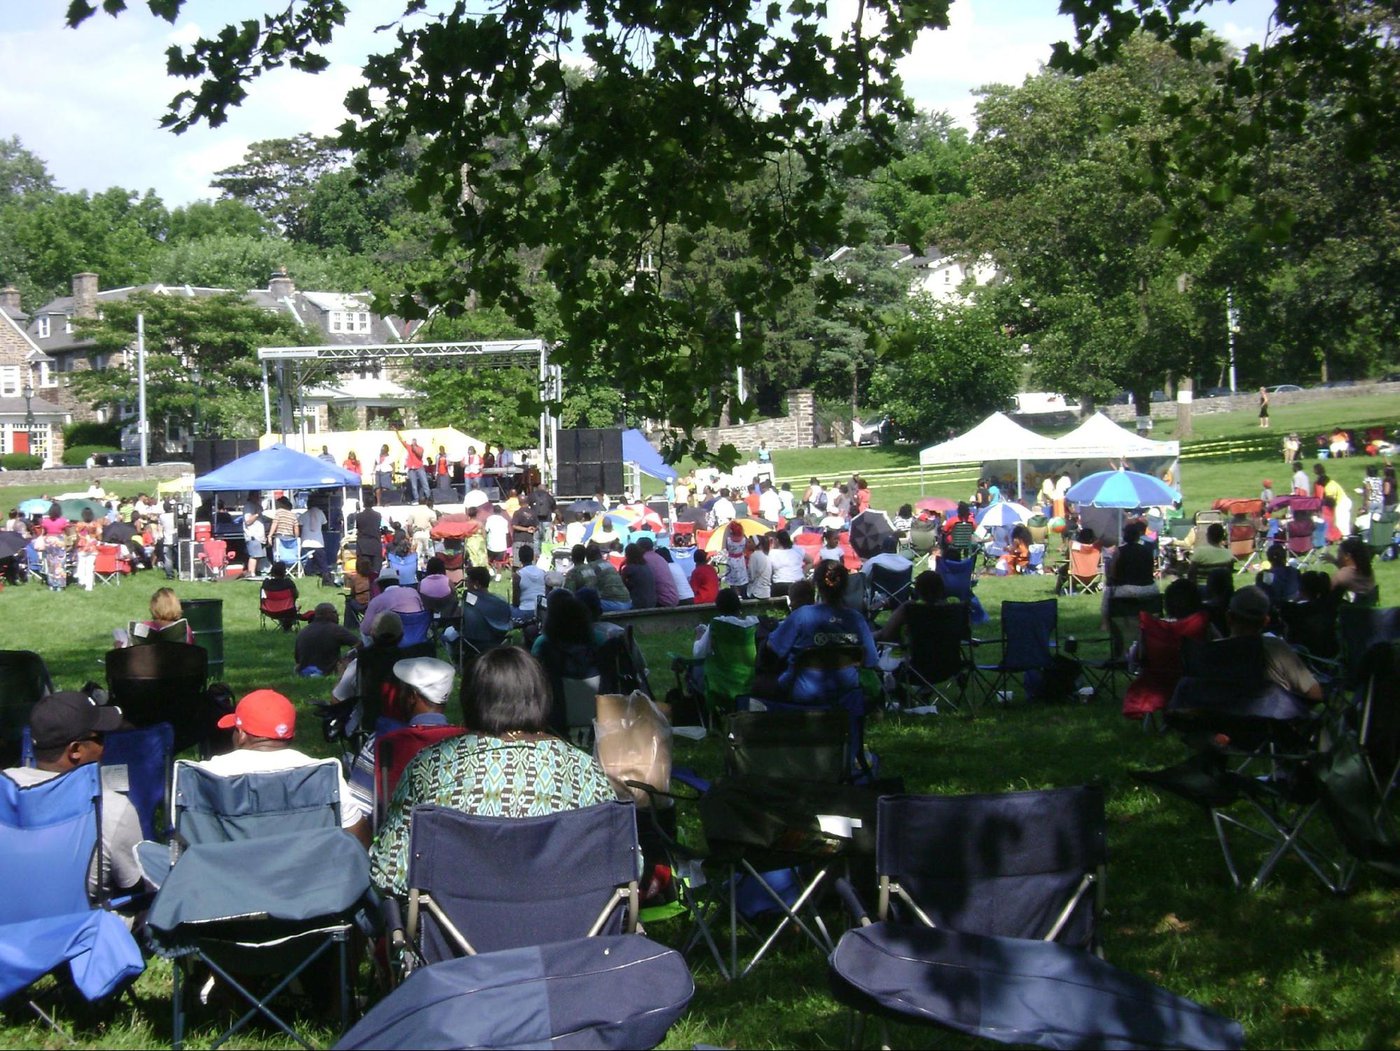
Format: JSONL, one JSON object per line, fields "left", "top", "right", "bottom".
{"left": 369, "top": 646, "right": 620, "bottom": 897}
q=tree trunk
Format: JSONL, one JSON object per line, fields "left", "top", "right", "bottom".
{"left": 1175, "top": 376, "right": 1193, "bottom": 440}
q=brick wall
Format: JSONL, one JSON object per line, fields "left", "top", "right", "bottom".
{"left": 689, "top": 389, "right": 819, "bottom": 451}
{"left": 1100, "top": 381, "right": 1400, "bottom": 425}
{"left": 0, "top": 461, "right": 193, "bottom": 490}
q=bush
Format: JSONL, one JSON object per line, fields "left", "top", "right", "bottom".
{"left": 63, "top": 445, "right": 121, "bottom": 467}
{"left": 62, "top": 421, "right": 121, "bottom": 448}
{"left": 0, "top": 454, "right": 42, "bottom": 471}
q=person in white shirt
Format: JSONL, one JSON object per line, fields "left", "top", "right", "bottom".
{"left": 778, "top": 482, "right": 795, "bottom": 520}
{"left": 484, "top": 508, "right": 511, "bottom": 578}
{"left": 512, "top": 544, "right": 548, "bottom": 620}
{"left": 747, "top": 535, "right": 774, "bottom": 598}
{"left": 199, "top": 689, "right": 369, "bottom": 846}
{"left": 300, "top": 500, "right": 334, "bottom": 584}
{"left": 758, "top": 480, "right": 782, "bottom": 523}
{"left": 711, "top": 490, "right": 737, "bottom": 528}
{"left": 768, "top": 529, "right": 812, "bottom": 590}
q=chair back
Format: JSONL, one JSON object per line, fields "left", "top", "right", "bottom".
{"left": 868, "top": 564, "right": 913, "bottom": 608}
{"left": 274, "top": 535, "right": 300, "bottom": 564}
{"left": 875, "top": 786, "right": 1106, "bottom": 950}
{"left": 949, "top": 521, "right": 978, "bottom": 558}
{"left": 1106, "top": 592, "right": 1164, "bottom": 658}
{"left": 170, "top": 759, "right": 342, "bottom": 847}
{"left": 999, "top": 600, "right": 1057, "bottom": 672}
{"left": 94, "top": 544, "right": 121, "bottom": 575}
{"left": 398, "top": 609, "right": 433, "bottom": 647}
{"left": 704, "top": 620, "right": 757, "bottom": 708}
{"left": 104, "top": 642, "right": 209, "bottom": 755}
{"left": 375, "top": 726, "right": 466, "bottom": 827}
{"left": 1069, "top": 544, "right": 1101, "bottom": 581}
{"left": 908, "top": 525, "right": 938, "bottom": 554}
{"left": 406, "top": 800, "right": 640, "bottom": 962}
{"left": 725, "top": 708, "right": 849, "bottom": 781}
{"left": 102, "top": 722, "right": 175, "bottom": 842}
{"left": 200, "top": 539, "right": 228, "bottom": 571}
{"left": 0, "top": 764, "right": 101, "bottom": 922}
{"left": 936, "top": 557, "right": 976, "bottom": 604}
{"left": 358, "top": 642, "right": 437, "bottom": 728}
{"left": 260, "top": 588, "right": 298, "bottom": 615}
{"left": 903, "top": 602, "right": 971, "bottom": 685}
{"left": 1337, "top": 605, "right": 1400, "bottom": 688}
{"left": 1265, "top": 565, "right": 1302, "bottom": 605}
{"left": 1181, "top": 635, "right": 1267, "bottom": 686}
{"left": 1122, "top": 611, "right": 1211, "bottom": 719}
{"left": 0, "top": 650, "right": 52, "bottom": 766}
{"left": 387, "top": 551, "right": 420, "bottom": 584}
{"left": 841, "top": 571, "right": 868, "bottom": 613}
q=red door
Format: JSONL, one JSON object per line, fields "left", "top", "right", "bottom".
{"left": 12, "top": 431, "right": 29, "bottom": 454}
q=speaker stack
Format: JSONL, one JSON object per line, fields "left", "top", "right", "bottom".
{"left": 555, "top": 428, "right": 624, "bottom": 496}
{"left": 192, "top": 439, "right": 262, "bottom": 476}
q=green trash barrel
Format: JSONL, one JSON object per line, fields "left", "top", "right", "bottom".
{"left": 182, "top": 598, "right": 224, "bottom": 681}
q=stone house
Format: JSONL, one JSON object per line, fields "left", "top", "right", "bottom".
{"left": 0, "top": 287, "right": 69, "bottom": 465}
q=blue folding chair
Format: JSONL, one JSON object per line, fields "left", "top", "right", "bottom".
{"left": 144, "top": 759, "right": 370, "bottom": 1049}
{"left": 274, "top": 535, "right": 305, "bottom": 576}
{"left": 387, "top": 551, "right": 420, "bottom": 585}
{"left": 829, "top": 788, "right": 1244, "bottom": 1050}
{"left": 972, "top": 599, "right": 1058, "bottom": 703}
{"left": 386, "top": 799, "right": 641, "bottom": 980}
{"left": 0, "top": 765, "right": 145, "bottom": 1007}
{"left": 935, "top": 557, "right": 988, "bottom": 624}
{"left": 398, "top": 609, "right": 433, "bottom": 648}
{"left": 0, "top": 650, "right": 53, "bottom": 768}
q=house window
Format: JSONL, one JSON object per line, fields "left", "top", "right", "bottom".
{"left": 37, "top": 361, "right": 55, "bottom": 388}
{"left": 35, "top": 316, "right": 50, "bottom": 339}
{"left": 0, "top": 366, "right": 19, "bottom": 396}
{"left": 64, "top": 316, "right": 73, "bottom": 334}
{"left": 357, "top": 312, "right": 370, "bottom": 332}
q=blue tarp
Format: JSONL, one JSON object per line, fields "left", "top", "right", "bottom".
{"left": 194, "top": 443, "right": 361, "bottom": 493}
{"left": 622, "top": 429, "right": 677, "bottom": 482}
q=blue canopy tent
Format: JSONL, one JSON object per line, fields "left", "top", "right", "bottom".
{"left": 194, "top": 444, "right": 361, "bottom": 493}
{"left": 622, "top": 429, "right": 677, "bottom": 501}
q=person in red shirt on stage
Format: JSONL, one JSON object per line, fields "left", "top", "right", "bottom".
{"left": 394, "top": 426, "right": 429, "bottom": 502}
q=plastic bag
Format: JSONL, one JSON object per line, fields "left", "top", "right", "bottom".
{"left": 594, "top": 691, "right": 672, "bottom": 806}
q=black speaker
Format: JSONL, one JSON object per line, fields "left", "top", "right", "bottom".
{"left": 557, "top": 428, "right": 623, "bottom": 465}
{"left": 600, "top": 428, "right": 622, "bottom": 461}
{"left": 556, "top": 463, "right": 579, "bottom": 495}
{"left": 575, "top": 429, "right": 603, "bottom": 462}
{"left": 602, "top": 461, "right": 624, "bottom": 494}
{"left": 193, "top": 439, "right": 259, "bottom": 475}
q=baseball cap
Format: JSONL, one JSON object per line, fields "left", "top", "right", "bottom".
{"left": 1228, "top": 585, "right": 1271, "bottom": 622}
{"left": 218, "top": 689, "right": 296, "bottom": 740}
{"left": 394, "top": 657, "right": 455, "bottom": 707}
{"left": 30, "top": 692, "right": 124, "bottom": 750}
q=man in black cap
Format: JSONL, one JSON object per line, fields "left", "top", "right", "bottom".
{"left": 4, "top": 693, "right": 144, "bottom": 904}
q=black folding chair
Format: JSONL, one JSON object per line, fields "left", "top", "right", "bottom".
{"left": 104, "top": 642, "right": 212, "bottom": 756}
{"left": 143, "top": 759, "right": 370, "bottom": 1050}
{"left": 890, "top": 601, "right": 973, "bottom": 713}
{"left": 1139, "top": 637, "right": 1334, "bottom": 891}
{"left": 829, "top": 787, "right": 1244, "bottom": 1050}
{"left": 0, "top": 650, "right": 53, "bottom": 767}
{"left": 386, "top": 799, "right": 641, "bottom": 981}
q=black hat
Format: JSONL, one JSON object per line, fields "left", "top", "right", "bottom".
{"left": 29, "top": 692, "right": 123, "bottom": 750}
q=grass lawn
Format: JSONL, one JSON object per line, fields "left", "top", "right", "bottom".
{"left": 2, "top": 393, "right": 1397, "bottom": 1048}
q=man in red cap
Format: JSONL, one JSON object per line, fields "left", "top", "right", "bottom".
{"left": 198, "top": 690, "right": 370, "bottom": 847}
{"left": 4, "top": 692, "right": 144, "bottom": 905}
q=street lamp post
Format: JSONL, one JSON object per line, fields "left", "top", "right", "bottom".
{"left": 22, "top": 383, "right": 35, "bottom": 461}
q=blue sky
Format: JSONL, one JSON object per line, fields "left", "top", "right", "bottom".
{"left": 1, "top": 0, "right": 1276, "bottom": 207}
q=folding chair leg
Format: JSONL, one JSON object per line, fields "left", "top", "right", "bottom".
{"left": 737, "top": 860, "right": 835, "bottom": 978}
{"left": 196, "top": 931, "right": 344, "bottom": 1051}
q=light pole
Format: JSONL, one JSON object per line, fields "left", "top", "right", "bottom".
{"left": 22, "top": 383, "right": 35, "bottom": 460}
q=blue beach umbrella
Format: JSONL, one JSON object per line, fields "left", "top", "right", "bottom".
{"left": 1065, "top": 470, "right": 1180, "bottom": 509}
{"left": 17, "top": 498, "right": 51, "bottom": 515}
{"left": 975, "top": 501, "right": 1034, "bottom": 527}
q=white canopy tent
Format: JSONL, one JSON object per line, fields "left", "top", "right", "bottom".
{"left": 918, "top": 412, "right": 1059, "bottom": 497}
{"left": 1047, "top": 413, "right": 1180, "bottom": 488}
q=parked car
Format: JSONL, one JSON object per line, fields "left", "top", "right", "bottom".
{"left": 1322, "top": 379, "right": 1356, "bottom": 389}
{"left": 1269, "top": 384, "right": 1303, "bottom": 393}
{"left": 1202, "top": 386, "right": 1233, "bottom": 399}
{"left": 852, "top": 416, "right": 890, "bottom": 446}
{"left": 91, "top": 451, "right": 140, "bottom": 467}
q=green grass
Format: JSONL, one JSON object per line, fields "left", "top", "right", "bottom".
{"left": 2, "top": 393, "right": 1398, "bottom": 1048}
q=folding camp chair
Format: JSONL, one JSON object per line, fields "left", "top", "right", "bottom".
{"left": 23, "top": 542, "right": 45, "bottom": 586}
{"left": 1365, "top": 510, "right": 1399, "bottom": 560}
{"left": 1138, "top": 637, "right": 1333, "bottom": 891}
{"left": 396, "top": 609, "right": 433, "bottom": 648}
{"left": 0, "top": 764, "right": 145, "bottom": 1012}
{"left": 104, "top": 642, "right": 213, "bottom": 757}
{"left": 385, "top": 799, "right": 641, "bottom": 980}
{"left": 259, "top": 587, "right": 301, "bottom": 631}
{"left": 373, "top": 725, "right": 466, "bottom": 830}
{"left": 386, "top": 551, "right": 419, "bottom": 585}
{"left": 1120, "top": 611, "right": 1211, "bottom": 724}
{"left": 93, "top": 543, "right": 127, "bottom": 586}
{"left": 337, "top": 934, "right": 694, "bottom": 1051}
{"left": 866, "top": 564, "right": 913, "bottom": 616}
{"left": 102, "top": 722, "right": 175, "bottom": 843}
{"left": 828, "top": 787, "right": 1244, "bottom": 1050}
{"left": 947, "top": 520, "right": 982, "bottom": 563}
{"left": 1064, "top": 543, "right": 1104, "bottom": 594}
{"left": 907, "top": 525, "right": 938, "bottom": 573}
{"left": 351, "top": 641, "right": 438, "bottom": 741}
{"left": 456, "top": 592, "right": 513, "bottom": 669}
{"left": 935, "top": 557, "right": 987, "bottom": 624}
{"left": 972, "top": 599, "right": 1057, "bottom": 703}
{"left": 671, "top": 619, "right": 757, "bottom": 730}
{"left": 725, "top": 708, "right": 852, "bottom": 783}
{"left": 197, "top": 539, "right": 229, "bottom": 580}
{"left": 888, "top": 601, "right": 973, "bottom": 714}
{"left": 144, "top": 760, "right": 370, "bottom": 1050}
{"left": 273, "top": 536, "right": 305, "bottom": 577}
{"left": 1082, "top": 592, "right": 1164, "bottom": 700}
{"left": 0, "top": 650, "right": 53, "bottom": 767}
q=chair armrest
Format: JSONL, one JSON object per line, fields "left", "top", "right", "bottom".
{"left": 671, "top": 766, "right": 712, "bottom": 794}
{"left": 834, "top": 876, "right": 872, "bottom": 927}
{"left": 381, "top": 895, "right": 405, "bottom": 944}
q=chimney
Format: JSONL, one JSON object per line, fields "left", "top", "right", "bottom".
{"left": 0, "top": 286, "right": 19, "bottom": 315}
{"left": 72, "top": 272, "right": 99, "bottom": 319}
{"left": 268, "top": 268, "right": 295, "bottom": 300}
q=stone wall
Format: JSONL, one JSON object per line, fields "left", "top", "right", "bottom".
{"left": 690, "top": 389, "right": 819, "bottom": 451}
{"left": 1100, "top": 381, "right": 1400, "bottom": 425}
{"left": 0, "top": 461, "right": 194, "bottom": 490}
